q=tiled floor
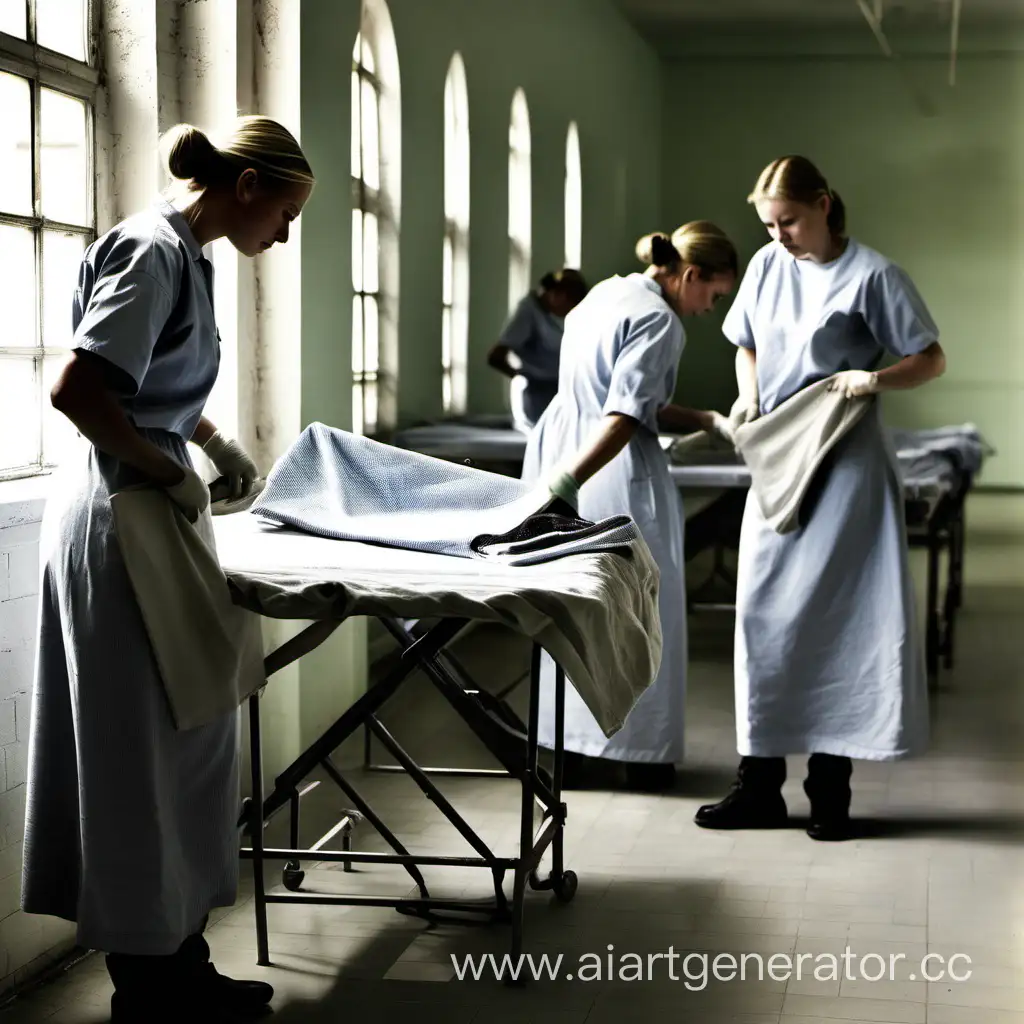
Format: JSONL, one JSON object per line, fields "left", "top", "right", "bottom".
{"left": 4, "top": 494, "right": 1023, "bottom": 1023}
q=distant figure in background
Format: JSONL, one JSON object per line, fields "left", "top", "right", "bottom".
{"left": 488, "top": 268, "right": 589, "bottom": 431}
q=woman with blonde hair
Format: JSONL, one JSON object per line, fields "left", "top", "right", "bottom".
{"left": 524, "top": 222, "right": 738, "bottom": 791}
{"left": 695, "top": 155, "right": 945, "bottom": 841}
{"left": 21, "top": 116, "right": 314, "bottom": 1021}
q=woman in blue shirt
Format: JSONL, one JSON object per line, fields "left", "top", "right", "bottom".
{"left": 488, "top": 268, "right": 588, "bottom": 430}
{"left": 696, "top": 156, "right": 946, "bottom": 841}
{"left": 21, "top": 117, "right": 313, "bottom": 1021}
{"left": 525, "top": 224, "right": 737, "bottom": 792}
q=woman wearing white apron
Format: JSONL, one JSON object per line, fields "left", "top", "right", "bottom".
{"left": 695, "top": 156, "right": 946, "bottom": 841}
{"left": 489, "top": 269, "right": 588, "bottom": 431}
{"left": 523, "top": 225, "right": 738, "bottom": 792}
{"left": 21, "top": 118, "right": 314, "bottom": 1021}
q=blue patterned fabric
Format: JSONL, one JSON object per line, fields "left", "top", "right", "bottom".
{"left": 252, "top": 423, "right": 639, "bottom": 565}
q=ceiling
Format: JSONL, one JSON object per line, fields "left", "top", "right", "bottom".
{"left": 612, "top": 0, "right": 1024, "bottom": 52}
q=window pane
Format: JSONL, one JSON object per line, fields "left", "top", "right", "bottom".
{"left": 43, "top": 231, "right": 85, "bottom": 350}
{"left": 350, "top": 71, "right": 361, "bottom": 180}
{"left": 360, "top": 35, "right": 376, "bottom": 75}
{"left": 364, "top": 295, "right": 379, "bottom": 373}
{"left": 362, "top": 212, "right": 379, "bottom": 295}
{"left": 360, "top": 78, "right": 380, "bottom": 192}
{"left": 351, "top": 209, "right": 363, "bottom": 292}
{"left": 442, "top": 233, "right": 453, "bottom": 307}
{"left": 442, "top": 306, "right": 452, "bottom": 370}
{"left": 565, "top": 124, "right": 582, "bottom": 269}
{"left": 36, "top": 0, "right": 87, "bottom": 61}
{"left": 43, "top": 352, "right": 78, "bottom": 467}
{"left": 0, "top": 356, "right": 41, "bottom": 473}
{"left": 0, "top": 1, "right": 27, "bottom": 38}
{"left": 0, "top": 225, "right": 38, "bottom": 348}
{"left": 351, "top": 382, "right": 364, "bottom": 437}
{"left": 0, "top": 73, "right": 33, "bottom": 216}
{"left": 363, "top": 381, "right": 378, "bottom": 437}
{"left": 42, "top": 89, "right": 90, "bottom": 225}
{"left": 351, "top": 295, "right": 364, "bottom": 375}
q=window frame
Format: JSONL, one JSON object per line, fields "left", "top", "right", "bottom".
{"left": 507, "top": 88, "right": 532, "bottom": 315}
{"left": 441, "top": 52, "right": 469, "bottom": 418}
{"left": 564, "top": 121, "right": 582, "bottom": 271}
{"left": 351, "top": 32, "right": 383, "bottom": 438}
{"left": 0, "top": 0, "right": 100, "bottom": 481}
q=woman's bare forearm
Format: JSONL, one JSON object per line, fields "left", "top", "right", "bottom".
{"left": 190, "top": 416, "right": 218, "bottom": 447}
{"left": 566, "top": 413, "right": 639, "bottom": 486}
{"left": 657, "top": 404, "right": 715, "bottom": 435}
{"left": 50, "top": 352, "right": 185, "bottom": 486}
{"left": 736, "top": 346, "right": 758, "bottom": 399}
{"left": 487, "top": 344, "right": 518, "bottom": 379}
{"left": 875, "top": 342, "right": 946, "bottom": 391}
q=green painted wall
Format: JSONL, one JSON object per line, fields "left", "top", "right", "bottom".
{"left": 300, "top": 0, "right": 664, "bottom": 431}
{"left": 661, "top": 48, "right": 1024, "bottom": 487}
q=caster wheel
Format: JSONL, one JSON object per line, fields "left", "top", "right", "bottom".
{"left": 282, "top": 866, "right": 305, "bottom": 891}
{"left": 553, "top": 870, "right": 578, "bottom": 903}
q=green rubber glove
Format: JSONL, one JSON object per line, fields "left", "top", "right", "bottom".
{"left": 547, "top": 470, "right": 580, "bottom": 510}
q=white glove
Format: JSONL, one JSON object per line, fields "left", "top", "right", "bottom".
{"left": 731, "top": 391, "right": 760, "bottom": 428}
{"left": 707, "top": 411, "right": 734, "bottom": 444}
{"left": 164, "top": 466, "right": 210, "bottom": 524}
{"left": 828, "top": 370, "right": 879, "bottom": 399}
{"left": 202, "top": 431, "right": 259, "bottom": 501}
{"left": 546, "top": 469, "right": 580, "bottom": 511}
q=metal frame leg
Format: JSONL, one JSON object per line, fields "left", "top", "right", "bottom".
{"left": 247, "top": 694, "right": 270, "bottom": 966}
{"left": 926, "top": 531, "right": 940, "bottom": 687}
{"left": 241, "top": 620, "right": 576, "bottom": 970}
{"left": 511, "top": 644, "right": 541, "bottom": 961}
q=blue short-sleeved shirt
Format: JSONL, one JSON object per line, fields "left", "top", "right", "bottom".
{"left": 72, "top": 199, "right": 221, "bottom": 440}
{"left": 722, "top": 239, "right": 939, "bottom": 414}
{"left": 499, "top": 293, "right": 565, "bottom": 384}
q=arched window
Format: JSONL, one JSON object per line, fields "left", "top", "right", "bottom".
{"left": 564, "top": 121, "right": 582, "bottom": 270}
{"left": 351, "top": 0, "right": 400, "bottom": 436}
{"left": 507, "top": 88, "right": 531, "bottom": 313}
{"left": 442, "top": 53, "right": 470, "bottom": 416}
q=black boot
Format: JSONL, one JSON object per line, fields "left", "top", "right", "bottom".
{"left": 106, "top": 951, "right": 240, "bottom": 1024}
{"left": 694, "top": 756, "right": 788, "bottom": 829}
{"left": 176, "top": 931, "right": 274, "bottom": 1018}
{"left": 560, "top": 750, "right": 620, "bottom": 790}
{"left": 624, "top": 762, "right": 676, "bottom": 793}
{"left": 804, "top": 753, "right": 853, "bottom": 841}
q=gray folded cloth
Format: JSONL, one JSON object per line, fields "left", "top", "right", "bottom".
{"left": 734, "top": 379, "right": 873, "bottom": 533}
{"left": 669, "top": 377, "right": 873, "bottom": 534}
{"left": 111, "top": 487, "right": 266, "bottom": 731}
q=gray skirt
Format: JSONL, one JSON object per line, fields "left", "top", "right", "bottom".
{"left": 20, "top": 431, "right": 241, "bottom": 955}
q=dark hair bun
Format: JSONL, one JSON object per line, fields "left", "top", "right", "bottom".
{"left": 635, "top": 232, "right": 679, "bottom": 266}
{"left": 164, "top": 124, "right": 220, "bottom": 182}
{"left": 649, "top": 233, "right": 680, "bottom": 267}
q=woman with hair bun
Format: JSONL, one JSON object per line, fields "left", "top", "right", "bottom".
{"left": 696, "top": 156, "right": 946, "bottom": 841}
{"left": 488, "top": 268, "right": 589, "bottom": 431}
{"left": 523, "top": 222, "right": 738, "bottom": 791}
{"left": 21, "top": 116, "right": 313, "bottom": 1021}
